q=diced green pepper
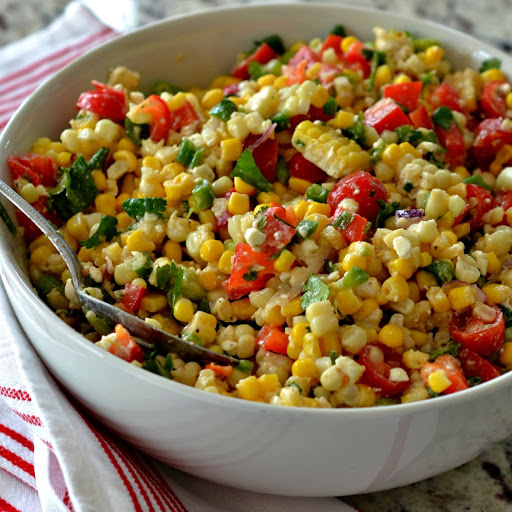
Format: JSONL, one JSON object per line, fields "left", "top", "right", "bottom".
{"left": 306, "top": 184, "right": 329, "bottom": 203}
{"left": 338, "top": 266, "right": 369, "bottom": 289}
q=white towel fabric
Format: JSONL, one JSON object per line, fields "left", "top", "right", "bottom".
{"left": 0, "top": 2, "right": 357, "bottom": 510}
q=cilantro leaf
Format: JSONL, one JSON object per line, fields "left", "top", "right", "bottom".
{"left": 463, "top": 174, "right": 491, "bottom": 191}
{"left": 124, "top": 117, "right": 150, "bottom": 146}
{"left": 79, "top": 215, "right": 118, "bottom": 249}
{"left": 480, "top": 57, "right": 501, "bottom": 73}
{"left": 428, "top": 340, "right": 460, "bottom": 362}
{"left": 156, "top": 264, "right": 172, "bottom": 289}
{"left": 167, "top": 262, "right": 184, "bottom": 312}
{"left": 209, "top": 98, "right": 237, "bottom": 122}
{"left": 498, "top": 305, "right": 512, "bottom": 328}
{"left": 231, "top": 149, "right": 273, "bottom": 192}
{"left": 122, "top": 197, "right": 167, "bottom": 220}
{"left": 301, "top": 275, "right": 330, "bottom": 309}
{"left": 295, "top": 219, "right": 318, "bottom": 240}
{"left": 341, "top": 112, "right": 366, "bottom": 146}
{"left": 243, "top": 268, "right": 259, "bottom": 281}
{"left": 375, "top": 200, "right": 400, "bottom": 228}
{"left": 432, "top": 106, "right": 455, "bottom": 130}
{"left": 424, "top": 259, "right": 454, "bottom": 286}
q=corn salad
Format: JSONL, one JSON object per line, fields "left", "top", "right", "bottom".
{"left": 8, "top": 25, "right": 512, "bottom": 408}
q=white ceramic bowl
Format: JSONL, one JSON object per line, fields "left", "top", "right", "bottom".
{"left": 2, "top": 2, "right": 512, "bottom": 498}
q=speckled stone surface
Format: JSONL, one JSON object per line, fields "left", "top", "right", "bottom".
{"left": 1, "top": 1, "right": 512, "bottom": 511}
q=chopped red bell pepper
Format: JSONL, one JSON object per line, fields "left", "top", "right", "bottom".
{"left": 256, "top": 325, "right": 289, "bottom": 355}
{"left": 332, "top": 206, "right": 369, "bottom": 242}
{"left": 480, "top": 80, "right": 510, "bottom": 119}
{"left": 383, "top": 81, "right": 423, "bottom": 112}
{"left": 8, "top": 153, "right": 57, "bottom": 187}
{"left": 319, "top": 34, "right": 344, "bottom": 58}
{"left": 409, "top": 104, "right": 434, "bottom": 130}
{"left": 257, "top": 205, "right": 296, "bottom": 255}
{"left": 129, "top": 94, "right": 170, "bottom": 142}
{"left": 243, "top": 134, "right": 279, "bottom": 182}
{"left": 428, "top": 82, "right": 465, "bottom": 113}
{"left": 76, "top": 81, "right": 127, "bottom": 122}
{"left": 364, "top": 98, "right": 412, "bottom": 133}
{"left": 205, "top": 362, "right": 234, "bottom": 378}
{"left": 435, "top": 121, "right": 466, "bottom": 167}
{"left": 110, "top": 324, "right": 145, "bottom": 363}
{"left": 231, "top": 42, "right": 278, "bottom": 80}
{"left": 169, "top": 100, "right": 199, "bottom": 132}
{"left": 121, "top": 282, "right": 148, "bottom": 313}
{"left": 343, "top": 40, "right": 371, "bottom": 78}
{"left": 472, "top": 117, "right": 512, "bottom": 168}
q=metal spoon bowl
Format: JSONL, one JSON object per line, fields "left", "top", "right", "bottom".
{"left": 0, "top": 178, "right": 237, "bottom": 365}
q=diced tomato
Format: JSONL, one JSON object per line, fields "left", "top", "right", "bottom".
{"left": 129, "top": 94, "right": 170, "bottom": 142}
{"left": 288, "top": 45, "right": 321, "bottom": 67}
{"left": 76, "top": 80, "right": 127, "bottom": 122}
{"left": 449, "top": 305, "right": 505, "bottom": 356}
{"left": 256, "top": 205, "right": 296, "bottom": 255}
{"left": 169, "top": 100, "right": 199, "bottom": 132}
{"left": 15, "top": 196, "right": 61, "bottom": 242}
{"left": 331, "top": 206, "right": 369, "bottom": 242}
{"left": 409, "top": 104, "right": 434, "bottom": 130}
{"left": 364, "top": 98, "right": 412, "bottom": 133}
{"left": 223, "top": 83, "right": 240, "bottom": 97}
{"left": 465, "top": 184, "right": 497, "bottom": 229}
{"left": 111, "top": 324, "right": 145, "bottom": 363}
{"left": 480, "top": 80, "right": 510, "bottom": 119}
{"left": 205, "top": 362, "right": 234, "bottom": 378}
{"left": 285, "top": 59, "right": 308, "bottom": 86}
{"left": 457, "top": 347, "right": 501, "bottom": 383}
{"left": 428, "top": 82, "right": 465, "bottom": 113}
{"left": 472, "top": 117, "right": 512, "bottom": 168}
{"left": 343, "top": 40, "right": 371, "bottom": 78}
{"left": 317, "top": 63, "right": 341, "bottom": 87}
{"left": 222, "top": 243, "right": 275, "bottom": 300}
{"left": 319, "top": 34, "right": 344, "bottom": 58}
{"left": 327, "top": 171, "right": 388, "bottom": 223}
{"left": 420, "top": 354, "right": 469, "bottom": 395}
{"left": 288, "top": 152, "right": 328, "bottom": 182}
{"left": 8, "top": 153, "right": 57, "bottom": 187}
{"left": 496, "top": 190, "right": 512, "bottom": 212}
{"left": 231, "top": 42, "right": 278, "bottom": 80}
{"left": 121, "top": 283, "right": 148, "bottom": 314}
{"left": 256, "top": 325, "right": 289, "bottom": 355}
{"left": 243, "top": 134, "right": 279, "bottom": 182}
{"left": 435, "top": 122, "right": 466, "bottom": 168}
{"left": 359, "top": 343, "right": 409, "bottom": 397}
{"left": 382, "top": 81, "right": 423, "bottom": 112}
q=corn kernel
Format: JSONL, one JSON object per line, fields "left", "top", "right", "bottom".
{"left": 292, "top": 358, "right": 318, "bottom": 379}
{"left": 378, "top": 324, "right": 404, "bottom": 348}
{"left": 499, "top": 342, "right": 512, "bottom": 366}
{"left": 115, "top": 211, "right": 133, "bottom": 231}
{"left": 19, "top": 183, "right": 39, "bottom": 204}
{"left": 329, "top": 110, "right": 355, "bottom": 130}
{"left": 352, "top": 299, "right": 379, "bottom": 320}
{"left": 234, "top": 176, "right": 256, "bottom": 195}
{"left": 416, "top": 270, "right": 438, "bottom": 290}
{"left": 281, "top": 297, "right": 304, "bottom": 318}
{"left": 30, "top": 245, "right": 55, "bottom": 269}
{"left": 218, "top": 249, "right": 234, "bottom": 274}
{"left": 310, "top": 84, "right": 330, "bottom": 108}
{"left": 258, "top": 373, "right": 280, "bottom": 393}
{"left": 92, "top": 170, "right": 108, "bottom": 191}
{"left": 228, "top": 192, "right": 250, "bottom": 215}
{"left": 381, "top": 276, "right": 409, "bottom": 303}
{"left": 257, "top": 191, "right": 281, "bottom": 204}
{"left": 257, "top": 74, "right": 276, "bottom": 87}
{"left": 393, "top": 74, "right": 411, "bottom": 84}
{"left": 424, "top": 45, "right": 444, "bottom": 66}
{"left": 113, "top": 150, "right": 137, "bottom": 173}
{"left": 482, "top": 283, "right": 510, "bottom": 304}
{"left": 289, "top": 177, "right": 313, "bottom": 195}
{"left": 140, "top": 293, "right": 168, "bottom": 313}
{"left": 274, "top": 75, "right": 288, "bottom": 90}
{"left": 265, "top": 305, "right": 286, "bottom": 327}
{"left": 373, "top": 65, "right": 392, "bottom": 88}
{"left": 198, "top": 210, "right": 216, "bottom": 226}
{"left": 419, "top": 252, "right": 432, "bottom": 267}
{"left": 199, "top": 239, "right": 224, "bottom": 262}
{"left": 507, "top": 93, "right": 512, "bottom": 111}
{"left": 336, "top": 289, "right": 363, "bottom": 316}
{"left": 201, "top": 88, "right": 225, "bottom": 110}
{"left": 341, "top": 36, "right": 358, "bottom": 54}
{"left": 388, "top": 258, "right": 415, "bottom": 279}
{"left": 481, "top": 68, "right": 507, "bottom": 83}
{"left": 274, "top": 250, "right": 296, "bottom": 273}
{"left": 231, "top": 298, "right": 257, "bottom": 320}
{"left": 447, "top": 285, "right": 477, "bottom": 310}
{"left": 94, "top": 193, "right": 117, "bottom": 216}
{"left": 66, "top": 213, "right": 89, "bottom": 241}
{"left": 306, "top": 202, "right": 331, "bottom": 217}
{"left": 221, "top": 138, "right": 243, "bottom": 162}
{"left": 236, "top": 376, "right": 262, "bottom": 401}
{"left": 486, "top": 252, "right": 501, "bottom": 274}
{"left": 198, "top": 268, "right": 218, "bottom": 291}
{"left": 341, "top": 252, "right": 367, "bottom": 271}
{"left": 126, "top": 229, "right": 156, "bottom": 253}
{"left": 288, "top": 323, "right": 308, "bottom": 359}
{"left": 427, "top": 369, "right": 451, "bottom": 394}
{"left": 173, "top": 297, "right": 195, "bottom": 323}
{"left": 303, "top": 332, "right": 322, "bottom": 359}
{"left": 293, "top": 200, "right": 309, "bottom": 221}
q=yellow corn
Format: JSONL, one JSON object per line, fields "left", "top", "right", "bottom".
{"left": 293, "top": 200, "right": 309, "bottom": 220}
{"left": 288, "top": 323, "right": 308, "bottom": 359}
{"left": 416, "top": 270, "right": 438, "bottom": 290}
{"left": 426, "top": 286, "right": 452, "bottom": 313}
{"left": 373, "top": 65, "right": 392, "bottom": 88}
{"left": 481, "top": 68, "right": 507, "bottom": 83}
{"left": 419, "top": 252, "right": 433, "bottom": 267}
{"left": 341, "top": 36, "right": 358, "bottom": 53}
{"left": 382, "top": 142, "right": 421, "bottom": 168}
{"left": 66, "top": 213, "right": 90, "bottom": 241}
{"left": 281, "top": 297, "right": 304, "bottom": 318}
{"left": 236, "top": 376, "right": 262, "bottom": 401}
{"left": 336, "top": 289, "right": 363, "bottom": 316}
{"left": 256, "top": 191, "right": 281, "bottom": 204}
{"left": 173, "top": 297, "right": 195, "bottom": 323}
{"left": 352, "top": 299, "right": 379, "bottom": 320}
{"left": 92, "top": 170, "right": 108, "bottom": 191}
{"left": 199, "top": 239, "right": 224, "bottom": 262}
{"left": 499, "top": 342, "right": 512, "bottom": 366}
{"left": 408, "top": 281, "right": 421, "bottom": 302}
{"left": 381, "top": 275, "right": 409, "bottom": 303}
{"left": 388, "top": 258, "right": 415, "bottom": 279}
{"left": 378, "top": 324, "right": 404, "bottom": 348}
{"left": 409, "top": 330, "right": 430, "bottom": 346}
{"left": 292, "top": 120, "right": 370, "bottom": 179}
{"left": 227, "top": 192, "right": 250, "bottom": 215}
{"left": 94, "top": 193, "right": 117, "bottom": 216}
{"left": 273, "top": 249, "right": 296, "bottom": 273}
{"left": 257, "top": 74, "right": 276, "bottom": 86}
{"left": 234, "top": 176, "right": 256, "bottom": 195}
{"left": 113, "top": 150, "right": 138, "bottom": 173}
{"left": 201, "top": 88, "right": 225, "bottom": 110}
{"left": 427, "top": 369, "right": 451, "bottom": 393}
{"left": 264, "top": 305, "right": 286, "bottom": 327}
{"left": 486, "top": 252, "right": 501, "bottom": 274}
{"left": 482, "top": 284, "right": 510, "bottom": 304}
{"left": 198, "top": 268, "right": 218, "bottom": 291}
{"left": 306, "top": 202, "right": 331, "bottom": 217}
{"left": 126, "top": 229, "right": 156, "bottom": 253}
{"left": 303, "top": 332, "right": 322, "bottom": 359}
{"left": 423, "top": 45, "right": 444, "bottom": 66}
{"left": 328, "top": 110, "right": 355, "bottom": 130}
{"left": 447, "top": 285, "right": 477, "bottom": 310}
{"left": 221, "top": 138, "right": 243, "bottom": 162}
{"left": 231, "top": 298, "right": 257, "bottom": 321}
{"left": 116, "top": 211, "right": 133, "bottom": 231}
{"left": 393, "top": 74, "right": 411, "bottom": 84}
{"left": 140, "top": 293, "right": 168, "bottom": 313}
{"left": 218, "top": 250, "right": 234, "bottom": 274}
{"left": 291, "top": 358, "right": 318, "bottom": 379}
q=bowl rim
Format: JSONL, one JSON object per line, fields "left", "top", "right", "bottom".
{"left": 2, "top": 0, "right": 512, "bottom": 419}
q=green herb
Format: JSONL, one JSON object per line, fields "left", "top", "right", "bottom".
{"left": 330, "top": 24, "right": 346, "bottom": 37}
{"left": 224, "top": 240, "right": 237, "bottom": 252}
{"left": 375, "top": 200, "right": 400, "bottom": 228}
{"left": 271, "top": 111, "right": 291, "bottom": 130}
{"left": 306, "top": 184, "right": 329, "bottom": 203}
{"left": 294, "top": 139, "right": 305, "bottom": 147}
{"left": 428, "top": 340, "right": 460, "bottom": 362}
{"left": 181, "top": 332, "right": 205, "bottom": 346}
{"left": 189, "top": 179, "right": 215, "bottom": 214}
{"left": 325, "top": 260, "right": 338, "bottom": 274}
{"left": 331, "top": 210, "right": 354, "bottom": 230}
{"left": 368, "top": 50, "right": 386, "bottom": 90}
{"left": 87, "top": 146, "right": 110, "bottom": 171}
{"left": 420, "top": 69, "right": 437, "bottom": 87}
{"left": 463, "top": 174, "right": 491, "bottom": 191}
{"left": 338, "top": 266, "right": 369, "bottom": 289}
{"left": 469, "top": 376, "right": 482, "bottom": 387}
{"left": 168, "top": 262, "right": 184, "bottom": 311}
{"left": 122, "top": 197, "right": 167, "bottom": 219}
{"left": 236, "top": 359, "right": 254, "bottom": 374}
{"left": 248, "top": 60, "right": 264, "bottom": 80}
{"left": 243, "top": 268, "right": 259, "bottom": 281}
{"left": 0, "top": 202, "right": 16, "bottom": 235}
{"left": 395, "top": 125, "right": 422, "bottom": 144}
{"left": 208, "top": 98, "right": 237, "bottom": 123}
{"left": 276, "top": 158, "right": 290, "bottom": 185}
{"left": 156, "top": 264, "right": 172, "bottom": 289}
{"left": 256, "top": 214, "right": 267, "bottom": 231}
{"left": 413, "top": 38, "right": 441, "bottom": 52}
{"left": 253, "top": 34, "right": 285, "bottom": 54}
{"left": 85, "top": 310, "right": 114, "bottom": 336}
{"left": 295, "top": 219, "right": 319, "bottom": 240}
{"left": 144, "top": 352, "right": 175, "bottom": 380}
{"left": 197, "top": 298, "right": 211, "bottom": 314}
{"left": 421, "top": 192, "right": 430, "bottom": 209}
{"left": 432, "top": 106, "right": 455, "bottom": 130}
{"left": 424, "top": 259, "right": 454, "bottom": 286}
{"left": 403, "top": 182, "right": 414, "bottom": 193}
{"left": 49, "top": 152, "right": 100, "bottom": 221}
{"left": 132, "top": 252, "right": 154, "bottom": 279}
{"left": 370, "top": 142, "right": 386, "bottom": 165}
{"left": 151, "top": 80, "right": 183, "bottom": 95}
{"left": 34, "top": 274, "right": 64, "bottom": 297}
{"left": 79, "top": 215, "right": 118, "bottom": 249}
{"left": 231, "top": 149, "right": 273, "bottom": 192}
{"left": 301, "top": 275, "right": 330, "bottom": 309}
{"left": 427, "top": 387, "right": 442, "bottom": 398}
{"left": 498, "top": 305, "right": 512, "bottom": 329}
{"left": 124, "top": 117, "right": 150, "bottom": 146}
{"left": 480, "top": 57, "right": 501, "bottom": 73}
{"left": 328, "top": 350, "right": 338, "bottom": 364}
{"left": 262, "top": 59, "right": 283, "bottom": 76}
{"left": 341, "top": 112, "right": 366, "bottom": 146}
{"left": 323, "top": 96, "right": 338, "bottom": 116}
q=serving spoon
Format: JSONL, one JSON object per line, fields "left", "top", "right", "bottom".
{"left": 0, "top": 179, "right": 238, "bottom": 365}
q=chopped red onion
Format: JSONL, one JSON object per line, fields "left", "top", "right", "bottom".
{"left": 394, "top": 208, "right": 424, "bottom": 228}
{"left": 248, "top": 122, "right": 277, "bottom": 151}
{"left": 442, "top": 281, "right": 487, "bottom": 303}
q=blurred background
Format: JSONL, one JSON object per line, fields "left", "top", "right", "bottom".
{"left": 1, "top": 0, "right": 511, "bottom": 51}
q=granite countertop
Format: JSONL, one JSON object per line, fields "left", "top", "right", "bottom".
{"left": 1, "top": 1, "right": 512, "bottom": 511}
